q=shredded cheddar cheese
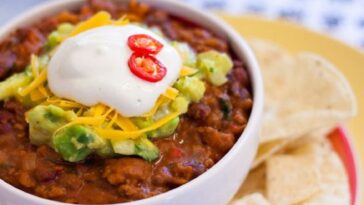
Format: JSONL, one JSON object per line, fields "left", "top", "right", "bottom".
{"left": 72, "top": 116, "right": 105, "bottom": 126}
{"left": 30, "top": 54, "right": 39, "bottom": 78}
{"left": 115, "top": 116, "right": 138, "bottom": 131}
{"left": 45, "top": 97, "right": 84, "bottom": 109}
{"left": 93, "top": 104, "right": 108, "bottom": 116}
{"left": 96, "top": 111, "right": 180, "bottom": 140}
{"left": 70, "top": 11, "right": 129, "bottom": 37}
{"left": 70, "top": 12, "right": 113, "bottom": 37}
{"left": 180, "top": 66, "right": 198, "bottom": 77}
{"left": 113, "top": 15, "right": 129, "bottom": 26}
{"left": 163, "top": 87, "right": 179, "bottom": 100}
{"left": 30, "top": 89, "right": 45, "bottom": 101}
{"left": 38, "top": 86, "right": 51, "bottom": 98}
{"left": 135, "top": 89, "right": 177, "bottom": 119}
{"left": 102, "top": 107, "right": 114, "bottom": 118}
{"left": 142, "top": 96, "right": 169, "bottom": 117}
{"left": 54, "top": 115, "right": 105, "bottom": 136}
{"left": 106, "top": 111, "right": 118, "bottom": 128}
{"left": 76, "top": 108, "right": 84, "bottom": 116}
{"left": 18, "top": 69, "right": 47, "bottom": 97}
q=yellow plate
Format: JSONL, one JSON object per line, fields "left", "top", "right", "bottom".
{"left": 220, "top": 14, "right": 364, "bottom": 182}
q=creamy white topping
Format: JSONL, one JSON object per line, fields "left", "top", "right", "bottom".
{"left": 48, "top": 25, "right": 182, "bottom": 117}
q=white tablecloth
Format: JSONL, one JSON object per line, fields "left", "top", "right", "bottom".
{"left": 1, "top": 0, "right": 363, "bottom": 49}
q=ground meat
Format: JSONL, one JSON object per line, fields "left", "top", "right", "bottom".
{"left": 103, "top": 158, "right": 152, "bottom": 185}
{"left": 0, "top": 0, "right": 253, "bottom": 204}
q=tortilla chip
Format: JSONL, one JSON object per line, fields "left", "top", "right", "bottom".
{"left": 266, "top": 155, "right": 321, "bottom": 205}
{"left": 234, "top": 133, "right": 350, "bottom": 205}
{"left": 297, "top": 142, "right": 350, "bottom": 205}
{"left": 249, "top": 40, "right": 357, "bottom": 144}
{"left": 264, "top": 135, "right": 350, "bottom": 205}
{"left": 287, "top": 133, "right": 333, "bottom": 158}
{"left": 253, "top": 126, "right": 335, "bottom": 168}
{"left": 252, "top": 139, "right": 290, "bottom": 168}
{"left": 234, "top": 165, "right": 266, "bottom": 198}
{"left": 234, "top": 39, "right": 353, "bottom": 205}
{"left": 311, "top": 126, "right": 337, "bottom": 137}
{"left": 230, "top": 193, "right": 271, "bottom": 205}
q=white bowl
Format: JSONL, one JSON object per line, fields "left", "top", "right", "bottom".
{"left": 0, "top": 0, "right": 264, "bottom": 205}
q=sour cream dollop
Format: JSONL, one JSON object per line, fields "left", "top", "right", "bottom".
{"left": 48, "top": 25, "right": 182, "bottom": 117}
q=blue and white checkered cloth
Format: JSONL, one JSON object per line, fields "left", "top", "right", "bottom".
{"left": 1, "top": 0, "right": 364, "bottom": 49}
{"left": 183, "top": 0, "right": 364, "bottom": 49}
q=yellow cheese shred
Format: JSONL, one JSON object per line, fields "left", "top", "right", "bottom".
{"left": 113, "top": 15, "right": 129, "bottom": 26}
{"left": 30, "top": 89, "right": 45, "bottom": 101}
{"left": 18, "top": 69, "right": 47, "bottom": 97}
{"left": 102, "top": 107, "right": 114, "bottom": 118}
{"left": 163, "top": 87, "right": 179, "bottom": 100}
{"left": 30, "top": 87, "right": 50, "bottom": 101}
{"left": 90, "top": 103, "right": 108, "bottom": 116}
{"left": 141, "top": 96, "right": 169, "bottom": 117}
{"left": 70, "top": 11, "right": 113, "bottom": 37}
{"left": 96, "top": 111, "right": 180, "bottom": 140}
{"left": 54, "top": 115, "right": 105, "bottom": 135}
{"left": 30, "top": 54, "right": 39, "bottom": 78}
{"left": 72, "top": 116, "right": 105, "bottom": 126}
{"left": 45, "top": 97, "right": 84, "bottom": 109}
{"left": 106, "top": 111, "right": 118, "bottom": 128}
{"left": 76, "top": 108, "right": 84, "bottom": 116}
{"left": 38, "top": 86, "right": 51, "bottom": 98}
{"left": 141, "top": 88, "right": 177, "bottom": 118}
{"left": 114, "top": 116, "right": 138, "bottom": 131}
{"left": 180, "top": 66, "right": 198, "bottom": 77}
{"left": 70, "top": 12, "right": 129, "bottom": 37}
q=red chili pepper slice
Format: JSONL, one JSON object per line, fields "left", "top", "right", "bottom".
{"left": 128, "top": 53, "right": 167, "bottom": 83}
{"left": 128, "top": 34, "right": 163, "bottom": 54}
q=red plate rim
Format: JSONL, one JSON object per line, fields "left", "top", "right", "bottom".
{"left": 329, "top": 126, "right": 361, "bottom": 205}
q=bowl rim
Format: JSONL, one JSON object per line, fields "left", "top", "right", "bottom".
{"left": 0, "top": 0, "right": 264, "bottom": 204}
